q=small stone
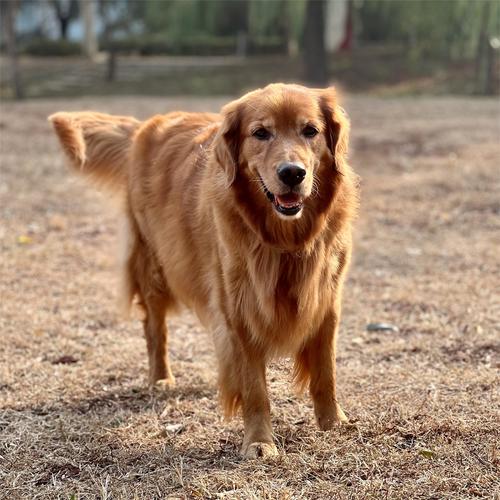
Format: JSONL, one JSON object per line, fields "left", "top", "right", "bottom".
{"left": 164, "top": 423, "right": 184, "bottom": 434}
{"left": 366, "top": 322, "right": 399, "bottom": 333}
{"left": 406, "top": 247, "right": 422, "bottom": 256}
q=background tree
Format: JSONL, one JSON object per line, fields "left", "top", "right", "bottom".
{"left": 303, "top": 0, "right": 327, "bottom": 85}
{"left": 51, "top": 0, "right": 79, "bottom": 40}
{"left": 81, "top": 0, "right": 97, "bottom": 58}
{"left": 475, "top": 0, "right": 497, "bottom": 94}
{"left": 2, "top": 0, "right": 24, "bottom": 99}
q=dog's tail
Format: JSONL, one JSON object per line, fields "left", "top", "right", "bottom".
{"left": 49, "top": 111, "right": 141, "bottom": 193}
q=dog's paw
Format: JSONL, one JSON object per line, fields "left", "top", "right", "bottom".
{"left": 316, "top": 403, "right": 349, "bottom": 430}
{"left": 241, "top": 441, "right": 279, "bottom": 459}
{"left": 151, "top": 376, "right": 176, "bottom": 390}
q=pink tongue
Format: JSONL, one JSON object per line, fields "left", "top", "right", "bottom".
{"left": 276, "top": 193, "right": 301, "bottom": 208}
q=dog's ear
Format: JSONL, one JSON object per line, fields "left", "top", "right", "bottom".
{"left": 317, "top": 87, "right": 350, "bottom": 171}
{"left": 214, "top": 99, "right": 243, "bottom": 186}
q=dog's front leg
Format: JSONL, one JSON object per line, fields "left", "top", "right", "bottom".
{"left": 296, "top": 308, "right": 348, "bottom": 430}
{"left": 215, "top": 329, "right": 278, "bottom": 458}
{"left": 240, "top": 349, "right": 277, "bottom": 459}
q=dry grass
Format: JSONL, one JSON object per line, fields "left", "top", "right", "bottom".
{"left": 0, "top": 95, "right": 499, "bottom": 499}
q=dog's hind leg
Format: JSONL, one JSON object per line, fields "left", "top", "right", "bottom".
{"left": 123, "top": 217, "right": 175, "bottom": 387}
{"left": 142, "top": 293, "right": 175, "bottom": 387}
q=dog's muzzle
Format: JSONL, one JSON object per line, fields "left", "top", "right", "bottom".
{"left": 259, "top": 177, "right": 304, "bottom": 216}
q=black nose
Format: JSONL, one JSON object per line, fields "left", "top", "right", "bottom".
{"left": 277, "top": 163, "right": 306, "bottom": 187}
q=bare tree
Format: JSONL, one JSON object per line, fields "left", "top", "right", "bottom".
{"left": 51, "top": 0, "right": 79, "bottom": 40}
{"left": 2, "top": 0, "right": 24, "bottom": 99}
{"left": 303, "top": 0, "right": 327, "bottom": 85}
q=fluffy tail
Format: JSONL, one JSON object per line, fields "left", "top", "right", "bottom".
{"left": 49, "top": 111, "right": 140, "bottom": 193}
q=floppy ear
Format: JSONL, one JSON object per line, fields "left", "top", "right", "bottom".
{"left": 214, "top": 100, "right": 242, "bottom": 186}
{"left": 317, "top": 88, "right": 350, "bottom": 171}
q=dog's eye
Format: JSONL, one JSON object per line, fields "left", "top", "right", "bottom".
{"left": 302, "top": 125, "right": 319, "bottom": 138}
{"left": 252, "top": 128, "right": 271, "bottom": 141}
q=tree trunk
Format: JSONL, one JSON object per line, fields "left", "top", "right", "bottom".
{"left": 475, "top": 0, "right": 492, "bottom": 94}
{"left": 485, "top": 38, "right": 499, "bottom": 95}
{"left": 52, "top": 0, "right": 78, "bottom": 41}
{"left": 60, "top": 16, "right": 69, "bottom": 39}
{"left": 235, "top": 0, "right": 249, "bottom": 56}
{"left": 339, "top": 0, "right": 353, "bottom": 51}
{"left": 81, "top": 0, "right": 98, "bottom": 59}
{"left": 283, "top": 0, "right": 299, "bottom": 56}
{"left": 3, "top": 0, "right": 24, "bottom": 99}
{"left": 303, "top": 0, "right": 327, "bottom": 85}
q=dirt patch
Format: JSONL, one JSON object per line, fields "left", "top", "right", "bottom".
{"left": 0, "top": 95, "right": 499, "bottom": 498}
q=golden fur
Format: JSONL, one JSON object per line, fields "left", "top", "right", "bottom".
{"left": 49, "top": 83, "right": 358, "bottom": 458}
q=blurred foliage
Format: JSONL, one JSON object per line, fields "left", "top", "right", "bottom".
{"left": 7, "top": 0, "right": 498, "bottom": 63}
{"left": 23, "top": 37, "right": 81, "bottom": 56}
{"left": 101, "top": 34, "right": 285, "bottom": 56}
{"left": 139, "top": 0, "right": 294, "bottom": 38}
{"left": 122, "top": 0, "right": 498, "bottom": 62}
{"left": 356, "top": 0, "right": 499, "bottom": 61}
{"left": 139, "top": 0, "right": 249, "bottom": 39}
{"left": 2, "top": 0, "right": 498, "bottom": 97}
{"left": 98, "top": 0, "right": 296, "bottom": 55}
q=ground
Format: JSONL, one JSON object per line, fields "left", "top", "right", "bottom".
{"left": 0, "top": 95, "right": 498, "bottom": 499}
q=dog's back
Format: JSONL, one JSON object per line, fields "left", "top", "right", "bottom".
{"left": 126, "top": 112, "right": 223, "bottom": 322}
{"left": 50, "top": 110, "right": 223, "bottom": 318}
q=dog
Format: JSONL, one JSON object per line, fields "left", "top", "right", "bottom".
{"left": 49, "top": 83, "right": 358, "bottom": 458}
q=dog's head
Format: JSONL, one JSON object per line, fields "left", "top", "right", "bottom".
{"left": 214, "top": 83, "right": 352, "bottom": 247}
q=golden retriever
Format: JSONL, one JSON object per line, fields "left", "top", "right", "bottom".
{"left": 49, "top": 83, "right": 358, "bottom": 458}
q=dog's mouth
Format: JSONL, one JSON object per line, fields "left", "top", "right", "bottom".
{"left": 259, "top": 176, "right": 304, "bottom": 216}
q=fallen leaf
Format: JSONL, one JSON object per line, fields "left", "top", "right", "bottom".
{"left": 418, "top": 448, "right": 436, "bottom": 459}
{"left": 52, "top": 355, "right": 79, "bottom": 365}
{"left": 17, "top": 235, "right": 32, "bottom": 245}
